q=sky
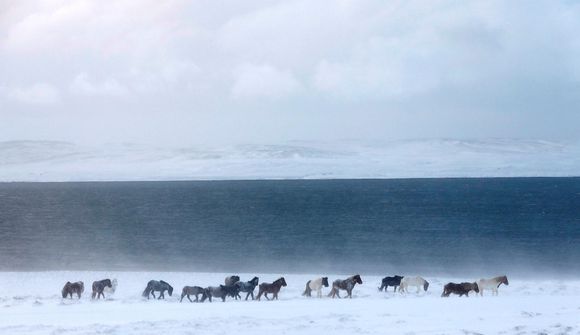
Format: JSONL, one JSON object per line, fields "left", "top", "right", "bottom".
{"left": 1, "top": 0, "right": 580, "bottom": 146}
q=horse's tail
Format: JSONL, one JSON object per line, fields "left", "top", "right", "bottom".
{"left": 327, "top": 287, "right": 335, "bottom": 298}
{"left": 142, "top": 284, "right": 151, "bottom": 298}
{"left": 62, "top": 282, "right": 70, "bottom": 298}
{"left": 302, "top": 280, "right": 312, "bottom": 296}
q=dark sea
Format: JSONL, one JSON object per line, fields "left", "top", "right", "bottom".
{"left": 0, "top": 178, "right": 579, "bottom": 276}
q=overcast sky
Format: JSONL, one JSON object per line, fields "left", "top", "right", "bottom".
{"left": 1, "top": 0, "right": 579, "bottom": 146}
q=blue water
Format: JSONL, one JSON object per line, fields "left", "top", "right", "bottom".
{"left": 0, "top": 178, "right": 578, "bottom": 276}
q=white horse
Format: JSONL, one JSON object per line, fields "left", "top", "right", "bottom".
{"left": 399, "top": 276, "right": 429, "bottom": 293}
{"left": 477, "top": 275, "right": 508, "bottom": 296}
{"left": 103, "top": 278, "right": 117, "bottom": 295}
{"left": 302, "top": 277, "right": 329, "bottom": 298}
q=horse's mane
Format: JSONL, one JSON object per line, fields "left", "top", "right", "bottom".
{"left": 160, "top": 280, "right": 172, "bottom": 289}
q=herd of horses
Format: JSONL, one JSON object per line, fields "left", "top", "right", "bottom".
{"left": 61, "top": 274, "right": 509, "bottom": 301}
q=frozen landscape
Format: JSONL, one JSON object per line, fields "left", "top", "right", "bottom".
{"left": 1, "top": 139, "right": 579, "bottom": 182}
{"left": 0, "top": 272, "right": 578, "bottom": 335}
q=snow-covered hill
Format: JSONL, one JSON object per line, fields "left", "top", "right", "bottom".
{"left": 0, "top": 139, "right": 578, "bottom": 181}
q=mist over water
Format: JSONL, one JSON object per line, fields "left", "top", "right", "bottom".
{"left": 0, "top": 178, "right": 578, "bottom": 277}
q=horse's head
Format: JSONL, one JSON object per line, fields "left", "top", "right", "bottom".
{"left": 104, "top": 279, "right": 112, "bottom": 288}
{"left": 354, "top": 274, "right": 363, "bottom": 285}
{"left": 79, "top": 282, "right": 85, "bottom": 293}
{"left": 251, "top": 277, "right": 259, "bottom": 285}
{"left": 278, "top": 277, "right": 287, "bottom": 287}
{"left": 395, "top": 275, "right": 403, "bottom": 280}
{"left": 473, "top": 282, "right": 480, "bottom": 293}
{"left": 322, "top": 277, "right": 329, "bottom": 287}
{"left": 168, "top": 285, "right": 173, "bottom": 296}
{"left": 501, "top": 275, "right": 509, "bottom": 286}
{"left": 423, "top": 281, "right": 429, "bottom": 291}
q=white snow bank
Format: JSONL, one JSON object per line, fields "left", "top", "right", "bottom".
{"left": 0, "top": 271, "right": 578, "bottom": 334}
{"left": 0, "top": 139, "right": 579, "bottom": 181}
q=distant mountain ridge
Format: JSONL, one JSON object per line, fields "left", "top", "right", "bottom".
{"left": 0, "top": 139, "right": 578, "bottom": 181}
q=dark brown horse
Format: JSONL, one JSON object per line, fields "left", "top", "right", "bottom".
{"left": 441, "top": 282, "right": 479, "bottom": 297}
{"left": 328, "top": 274, "right": 363, "bottom": 298}
{"left": 256, "top": 277, "right": 287, "bottom": 301}
{"left": 92, "top": 279, "right": 112, "bottom": 299}
{"left": 62, "top": 281, "right": 84, "bottom": 299}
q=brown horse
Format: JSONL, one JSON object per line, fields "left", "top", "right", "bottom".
{"left": 441, "top": 282, "right": 479, "bottom": 297}
{"left": 62, "top": 281, "right": 84, "bottom": 299}
{"left": 256, "top": 277, "right": 287, "bottom": 301}
{"left": 180, "top": 286, "right": 209, "bottom": 302}
{"left": 328, "top": 274, "right": 363, "bottom": 298}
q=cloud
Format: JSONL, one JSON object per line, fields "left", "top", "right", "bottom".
{"left": 69, "top": 73, "right": 128, "bottom": 97}
{"left": 231, "top": 64, "right": 301, "bottom": 99}
{"left": 2, "top": 83, "right": 60, "bottom": 105}
{"left": 1, "top": 0, "right": 580, "bottom": 144}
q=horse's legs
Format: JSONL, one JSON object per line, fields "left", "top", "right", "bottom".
{"left": 77, "top": 291, "right": 81, "bottom": 299}
{"left": 264, "top": 292, "right": 270, "bottom": 300}
{"left": 158, "top": 291, "right": 164, "bottom": 300}
{"left": 151, "top": 291, "right": 156, "bottom": 299}
{"left": 317, "top": 288, "right": 322, "bottom": 298}
{"left": 347, "top": 288, "right": 352, "bottom": 298}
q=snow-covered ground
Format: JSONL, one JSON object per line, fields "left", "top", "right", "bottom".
{"left": 0, "top": 271, "right": 578, "bottom": 335}
{"left": 0, "top": 139, "right": 579, "bottom": 181}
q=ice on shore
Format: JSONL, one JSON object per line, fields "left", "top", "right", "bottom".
{"left": 0, "top": 139, "right": 579, "bottom": 181}
{"left": 0, "top": 271, "right": 578, "bottom": 334}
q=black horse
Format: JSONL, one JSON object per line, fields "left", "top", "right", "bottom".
{"left": 235, "top": 277, "right": 259, "bottom": 300}
{"left": 201, "top": 285, "right": 238, "bottom": 302}
{"left": 378, "top": 275, "right": 403, "bottom": 292}
{"left": 62, "top": 281, "right": 84, "bottom": 299}
{"left": 92, "top": 279, "right": 112, "bottom": 299}
{"left": 225, "top": 275, "right": 240, "bottom": 286}
{"left": 142, "top": 280, "right": 173, "bottom": 300}
{"left": 180, "top": 286, "right": 209, "bottom": 302}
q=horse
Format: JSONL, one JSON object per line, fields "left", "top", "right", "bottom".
{"left": 91, "top": 279, "right": 112, "bottom": 299}
{"left": 378, "top": 275, "right": 403, "bottom": 292}
{"left": 302, "top": 277, "right": 329, "bottom": 298}
{"left": 477, "top": 275, "right": 509, "bottom": 296}
{"left": 234, "top": 277, "right": 259, "bottom": 300}
{"left": 201, "top": 285, "right": 237, "bottom": 302}
{"left": 225, "top": 275, "right": 240, "bottom": 286}
{"left": 180, "top": 286, "right": 209, "bottom": 302}
{"left": 62, "top": 281, "right": 84, "bottom": 299}
{"left": 142, "top": 280, "right": 173, "bottom": 300}
{"left": 328, "top": 274, "right": 363, "bottom": 299}
{"left": 399, "top": 276, "right": 429, "bottom": 293}
{"left": 442, "top": 282, "right": 479, "bottom": 297}
{"left": 256, "top": 277, "right": 287, "bottom": 301}
{"left": 103, "top": 278, "right": 117, "bottom": 295}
